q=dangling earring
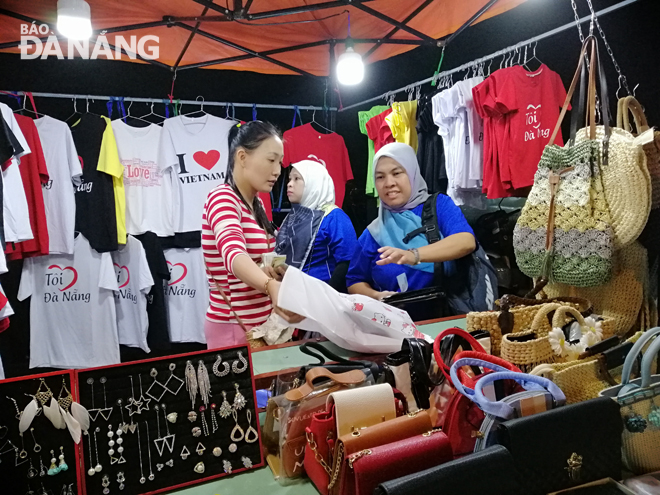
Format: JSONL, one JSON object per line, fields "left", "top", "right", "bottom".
{"left": 245, "top": 410, "right": 258, "bottom": 444}
{"left": 57, "top": 447, "right": 68, "bottom": 472}
{"left": 230, "top": 410, "right": 244, "bottom": 442}
{"left": 232, "top": 383, "right": 246, "bottom": 411}
{"left": 47, "top": 450, "right": 60, "bottom": 476}
{"left": 219, "top": 391, "right": 232, "bottom": 418}
{"left": 197, "top": 360, "right": 212, "bottom": 407}
{"left": 232, "top": 352, "right": 248, "bottom": 374}
{"left": 213, "top": 355, "right": 230, "bottom": 377}
{"left": 210, "top": 403, "right": 219, "bottom": 433}
{"left": 185, "top": 361, "right": 198, "bottom": 409}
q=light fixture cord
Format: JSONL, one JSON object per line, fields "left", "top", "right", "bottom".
{"left": 347, "top": 12, "right": 351, "bottom": 38}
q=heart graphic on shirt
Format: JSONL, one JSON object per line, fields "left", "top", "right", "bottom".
{"left": 47, "top": 264, "right": 78, "bottom": 291}
{"left": 307, "top": 154, "right": 327, "bottom": 168}
{"left": 193, "top": 150, "right": 220, "bottom": 171}
{"left": 113, "top": 263, "right": 130, "bottom": 288}
{"left": 167, "top": 262, "right": 188, "bottom": 286}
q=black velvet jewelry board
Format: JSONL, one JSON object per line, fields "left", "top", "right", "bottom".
{"left": 0, "top": 370, "right": 81, "bottom": 495}
{"left": 75, "top": 345, "right": 263, "bottom": 495}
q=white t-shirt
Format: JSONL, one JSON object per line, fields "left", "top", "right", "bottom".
{"left": 34, "top": 115, "right": 83, "bottom": 254}
{"left": 1, "top": 103, "right": 33, "bottom": 243}
{"left": 164, "top": 247, "right": 208, "bottom": 344}
{"left": 18, "top": 234, "right": 120, "bottom": 369}
{"left": 111, "top": 120, "right": 174, "bottom": 236}
{"left": 159, "top": 115, "right": 234, "bottom": 233}
{"left": 0, "top": 284, "right": 13, "bottom": 380}
{"left": 111, "top": 235, "right": 154, "bottom": 353}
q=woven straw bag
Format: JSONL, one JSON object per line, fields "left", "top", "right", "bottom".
{"left": 514, "top": 37, "right": 614, "bottom": 287}
{"left": 618, "top": 96, "right": 660, "bottom": 256}
{"left": 530, "top": 331, "right": 643, "bottom": 404}
{"left": 543, "top": 241, "right": 648, "bottom": 337}
{"left": 466, "top": 294, "right": 591, "bottom": 356}
{"left": 600, "top": 327, "right": 660, "bottom": 475}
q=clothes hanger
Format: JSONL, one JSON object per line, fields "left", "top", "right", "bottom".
{"left": 524, "top": 41, "right": 543, "bottom": 72}
{"left": 64, "top": 98, "right": 82, "bottom": 125}
{"left": 84, "top": 96, "right": 102, "bottom": 117}
{"left": 140, "top": 101, "right": 167, "bottom": 123}
{"left": 180, "top": 96, "right": 208, "bottom": 119}
{"left": 122, "top": 100, "right": 153, "bottom": 126}
{"left": 13, "top": 93, "right": 44, "bottom": 118}
{"left": 310, "top": 108, "right": 333, "bottom": 134}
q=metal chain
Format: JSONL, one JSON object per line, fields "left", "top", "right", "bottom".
{"left": 305, "top": 431, "right": 332, "bottom": 476}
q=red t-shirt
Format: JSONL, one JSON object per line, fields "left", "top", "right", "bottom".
{"left": 492, "top": 64, "right": 567, "bottom": 189}
{"left": 365, "top": 109, "right": 395, "bottom": 153}
{"left": 6, "top": 115, "right": 49, "bottom": 259}
{"left": 258, "top": 192, "right": 272, "bottom": 221}
{"left": 282, "top": 123, "right": 353, "bottom": 208}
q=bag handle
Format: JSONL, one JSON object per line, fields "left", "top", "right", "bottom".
{"left": 530, "top": 303, "right": 562, "bottom": 331}
{"left": 549, "top": 36, "right": 601, "bottom": 145}
{"left": 640, "top": 332, "right": 660, "bottom": 389}
{"left": 473, "top": 371, "right": 566, "bottom": 419}
{"left": 619, "top": 327, "right": 660, "bottom": 389}
{"left": 498, "top": 294, "right": 592, "bottom": 314}
{"left": 551, "top": 306, "right": 587, "bottom": 330}
{"left": 449, "top": 355, "right": 521, "bottom": 399}
{"left": 434, "top": 328, "right": 486, "bottom": 382}
{"left": 284, "top": 368, "right": 366, "bottom": 401}
{"left": 299, "top": 342, "right": 354, "bottom": 366}
{"left": 618, "top": 96, "right": 650, "bottom": 134}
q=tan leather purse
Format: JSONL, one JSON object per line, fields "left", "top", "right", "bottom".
{"left": 278, "top": 368, "right": 369, "bottom": 479}
{"left": 328, "top": 410, "right": 433, "bottom": 495}
{"left": 327, "top": 384, "right": 396, "bottom": 438}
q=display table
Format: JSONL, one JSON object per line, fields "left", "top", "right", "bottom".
{"left": 172, "top": 316, "right": 467, "bottom": 495}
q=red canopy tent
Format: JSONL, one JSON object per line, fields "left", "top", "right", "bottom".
{"left": 0, "top": 0, "right": 526, "bottom": 76}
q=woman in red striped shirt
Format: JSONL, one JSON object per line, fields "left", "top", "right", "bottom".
{"left": 202, "top": 121, "right": 302, "bottom": 349}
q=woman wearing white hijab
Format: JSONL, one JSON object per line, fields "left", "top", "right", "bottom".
{"left": 275, "top": 160, "right": 358, "bottom": 291}
{"left": 347, "top": 143, "right": 476, "bottom": 300}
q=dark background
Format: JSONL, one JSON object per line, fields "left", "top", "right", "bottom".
{"left": 0, "top": 0, "right": 657, "bottom": 377}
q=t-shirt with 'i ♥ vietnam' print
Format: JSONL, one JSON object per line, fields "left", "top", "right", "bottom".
{"left": 17, "top": 233, "right": 120, "bottom": 369}
{"left": 158, "top": 115, "right": 235, "bottom": 233}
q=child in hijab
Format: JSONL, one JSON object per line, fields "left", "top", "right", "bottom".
{"left": 346, "top": 143, "right": 476, "bottom": 300}
{"left": 275, "top": 160, "right": 358, "bottom": 292}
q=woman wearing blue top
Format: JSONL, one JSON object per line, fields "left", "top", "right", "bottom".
{"left": 347, "top": 143, "right": 476, "bottom": 300}
{"left": 275, "top": 160, "right": 358, "bottom": 292}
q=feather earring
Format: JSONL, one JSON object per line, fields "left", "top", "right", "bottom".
{"left": 19, "top": 397, "right": 40, "bottom": 433}
{"left": 70, "top": 402, "right": 90, "bottom": 433}
{"left": 61, "top": 409, "right": 82, "bottom": 444}
{"left": 43, "top": 398, "right": 65, "bottom": 429}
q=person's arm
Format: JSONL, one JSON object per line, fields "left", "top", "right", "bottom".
{"left": 347, "top": 281, "right": 395, "bottom": 301}
{"left": 345, "top": 231, "right": 396, "bottom": 300}
{"left": 377, "top": 232, "right": 475, "bottom": 266}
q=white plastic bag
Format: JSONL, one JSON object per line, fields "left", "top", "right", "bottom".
{"left": 278, "top": 267, "right": 427, "bottom": 353}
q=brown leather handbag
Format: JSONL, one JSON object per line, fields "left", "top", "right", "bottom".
{"left": 278, "top": 368, "right": 369, "bottom": 480}
{"left": 328, "top": 410, "right": 433, "bottom": 495}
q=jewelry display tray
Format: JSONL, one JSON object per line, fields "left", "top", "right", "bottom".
{"left": 75, "top": 344, "right": 263, "bottom": 495}
{"left": 0, "top": 370, "right": 81, "bottom": 495}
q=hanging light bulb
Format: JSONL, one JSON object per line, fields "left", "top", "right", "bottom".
{"left": 57, "top": 0, "right": 93, "bottom": 40}
{"left": 336, "top": 13, "right": 364, "bottom": 85}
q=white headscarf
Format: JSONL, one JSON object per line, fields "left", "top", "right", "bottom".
{"left": 374, "top": 142, "right": 429, "bottom": 213}
{"left": 292, "top": 160, "right": 336, "bottom": 210}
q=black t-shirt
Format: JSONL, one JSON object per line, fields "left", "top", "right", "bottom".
{"left": 160, "top": 231, "right": 201, "bottom": 249}
{"left": 417, "top": 96, "right": 447, "bottom": 195}
{"left": 72, "top": 114, "right": 118, "bottom": 252}
{"left": 135, "top": 232, "right": 172, "bottom": 350}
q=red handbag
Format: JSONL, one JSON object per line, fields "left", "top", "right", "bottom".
{"left": 348, "top": 430, "right": 452, "bottom": 495}
{"left": 305, "top": 405, "right": 336, "bottom": 495}
{"left": 434, "top": 329, "right": 524, "bottom": 458}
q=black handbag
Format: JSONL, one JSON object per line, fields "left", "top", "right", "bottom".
{"left": 495, "top": 397, "right": 623, "bottom": 495}
{"left": 384, "top": 338, "right": 438, "bottom": 411}
{"left": 374, "top": 445, "right": 522, "bottom": 495}
{"left": 296, "top": 342, "right": 382, "bottom": 382}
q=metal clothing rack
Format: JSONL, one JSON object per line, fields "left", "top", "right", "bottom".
{"left": 339, "top": 0, "right": 640, "bottom": 112}
{"left": 0, "top": 91, "right": 337, "bottom": 112}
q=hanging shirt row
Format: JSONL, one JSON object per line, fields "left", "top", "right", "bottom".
{"left": 358, "top": 63, "right": 569, "bottom": 204}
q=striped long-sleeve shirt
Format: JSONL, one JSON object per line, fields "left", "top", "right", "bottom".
{"left": 202, "top": 184, "right": 272, "bottom": 325}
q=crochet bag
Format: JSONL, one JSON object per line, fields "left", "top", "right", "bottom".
{"left": 514, "top": 36, "right": 614, "bottom": 287}
{"left": 543, "top": 242, "right": 648, "bottom": 337}
{"left": 600, "top": 327, "right": 660, "bottom": 475}
{"left": 466, "top": 292, "right": 592, "bottom": 356}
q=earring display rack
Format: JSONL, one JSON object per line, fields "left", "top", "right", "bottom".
{"left": 75, "top": 345, "right": 263, "bottom": 495}
{"left": 0, "top": 370, "right": 81, "bottom": 495}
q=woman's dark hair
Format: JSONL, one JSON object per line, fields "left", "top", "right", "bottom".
{"left": 225, "top": 121, "right": 282, "bottom": 236}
